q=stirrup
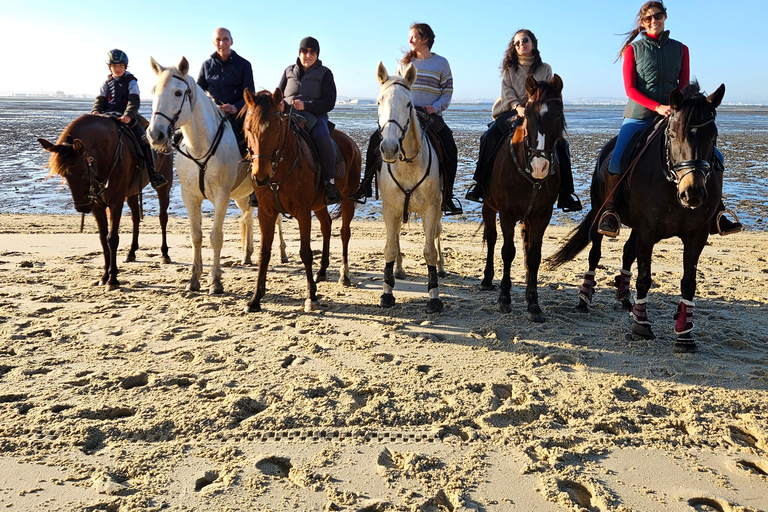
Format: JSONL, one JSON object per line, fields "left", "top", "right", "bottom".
{"left": 714, "top": 209, "right": 742, "bottom": 236}
{"left": 442, "top": 196, "right": 463, "bottom": 215}
{"left": 349, "top": 188, "right": 367, "bottom": 205}
{"left": 558, "top": 193, "right": 583, "bottom": 212}
{"left": 597, "top": 211, "right": 620, "bottom": 237}
{"left": 150, "top": 173, "right": 169, "bottom": 190}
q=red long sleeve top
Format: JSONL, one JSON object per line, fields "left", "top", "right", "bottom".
{"left": 623, "top": 35, "right": 689, "bottom": 111}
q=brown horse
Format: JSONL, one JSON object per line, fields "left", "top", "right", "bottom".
{"left": 481, "top": 75, "right": 565, "bottom": 322}
{"left": 242, "top": 88, "right": 361, "bottom": 312}
{"left": 38, "top": 114, "right": 173, "bottom": 290}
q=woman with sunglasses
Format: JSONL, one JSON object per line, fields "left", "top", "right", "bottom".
{"left": 465, "top": 29, "right": 582, "bottom": 212}
{"left": 598, "top": 1, "right": 741, "bottom": 236}
{"left": 350, "top": 22, "right": 462, "bottom": 215}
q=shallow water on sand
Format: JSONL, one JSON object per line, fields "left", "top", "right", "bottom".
{"left": 2, "top": 98, "right": 766, "bottom": 229}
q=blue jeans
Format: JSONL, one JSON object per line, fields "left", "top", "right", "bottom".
{"left": 309, "top": 113, "right": 335, "bottom": 181}
{"left": 608, "top": 117, "right": 654, "bottom": 175}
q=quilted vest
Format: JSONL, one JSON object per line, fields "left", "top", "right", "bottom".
{"left": 106, "top": 74, "right": 137, "bottom": 113}
{"left": 282, "top": 60, "right": 328, "bottom": 103}
{"left": 623, "top": 31, "right": 683, "bottom": 120}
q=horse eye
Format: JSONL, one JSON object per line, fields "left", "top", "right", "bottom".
{"left": 175, "top": 91, "right": 182, "bottom": 97}
{"left": 406, "top": 102, "right": 412, "bottom": 108}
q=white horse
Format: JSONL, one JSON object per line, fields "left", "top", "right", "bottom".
{"left": 146, "top": 57, "right": 285, "bottom": 294}
{"left": 376, "top": 62, "right": 445, "bottom": 313}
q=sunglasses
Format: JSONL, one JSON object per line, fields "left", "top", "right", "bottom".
{"left": 514, "top": 37, "right": 530, "bottom": 47}
{"left": 642, "top": 11, "right": 666, "bottom": 23}
{"left": 300, "top": 48, "right": 317, "bottom": 55}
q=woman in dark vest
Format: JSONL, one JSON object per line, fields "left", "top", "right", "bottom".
{"left": 598, "top": 1, "right": 740, "bottom": 236}
{"left": 278, "top": 37, "right": 342, "bottom": 205}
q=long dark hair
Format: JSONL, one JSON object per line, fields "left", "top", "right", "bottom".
{"left": 616, "top": 1, "right": 667, "bottom": 61}
{"left": 501, "top": 29, "right": 542, "bottom": 75}
{"left": 402, "top": 22, "right": 435, "bottom": 65}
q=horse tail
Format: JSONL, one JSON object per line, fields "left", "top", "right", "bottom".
{"left": 545, "top": 208, "right": 596, "bottom": 270}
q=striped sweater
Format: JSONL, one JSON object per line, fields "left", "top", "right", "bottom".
{"left": 397, "top": 53, "right": 453, "bottom": 116}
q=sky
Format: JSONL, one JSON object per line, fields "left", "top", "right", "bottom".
{"left": 1, "top": 0, "right": 766, "bottom": 104}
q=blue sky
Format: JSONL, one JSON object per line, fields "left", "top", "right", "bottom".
{"left": 1, "top": 0, "right": 765, "bottom": 103}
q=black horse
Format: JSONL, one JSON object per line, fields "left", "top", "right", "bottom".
{"left": 547, "top": 82, "right": 725, "bottom": 353}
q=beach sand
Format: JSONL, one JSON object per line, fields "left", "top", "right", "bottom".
{"left": 1, "top": 213, "right": 767, "bottom": 511}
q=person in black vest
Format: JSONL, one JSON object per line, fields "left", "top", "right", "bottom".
{"left": 277, "top": 37, "right": 342, "bottom": 205}
{"left": 92, "top": 49, "right": 168, "bottom": 189}
{"left": 197, "top": 27, "right": 258, "bottom": 206}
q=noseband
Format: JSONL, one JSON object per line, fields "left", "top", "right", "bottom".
{"left": 664, "top": 114, "right": 715, "bottom": 187}
{"left": 378, "top": 81, "right": 417, "bottom": 163}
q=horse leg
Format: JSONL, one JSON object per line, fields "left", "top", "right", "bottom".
{"left": 629, "top": 234, "right": 655, "bottom": 340}
{"left": 381, "top": 213, "right": 401, "bottom": 307}
{"left": 124, "top": 194, "right": 140, "bottom": 263}
{"left": 338, "top": 199, "right": 355, "bottom": 286}
{"left": 92, "top": 207, "right": 110, "bottom": 287}
{"left": 497, "top": 215, "right": 516, "bottom": 314}
{"left": 156, "top": 152, "right": 172, "bottom": 263}
{"left": 394, "top": 236, "right": 405, "bottom": 280}
{"left": 297, "top": 212, "right": 319, "bottom": 312}
{"left": 481, "top": 206, "right": 497, "bottom": 290}
{"left": 184, "top": 195, "right": 204, "bottom": 292}
{"left": 208, "top": 193, "right": 228, "bottom": 295}
{"left": 423, "top": 207, "right": 443, "bottom": 313}
{"left": 674, "top": 230, "right": 708, "bottom": 353}
{"left": 234, "top": 196, "right": 254, "bottom": 265}
{"left": 277, "top": 215, "right": 288, "bottom": 264}
{"left": 246, "top": 210, "right": 277, "bottom": 313}
{"left": 615, "top": 230, "right": 637, "bottom": 311}
{"left": 105, "top": 204, "right": 123, "bottom": 291}
{"left": 521, "top": 219, "right": 546, "bottom": 323}
{"left": 436, "top": 220, "right": 447, "bottom": 278}
{"left": 314, "top": 207, "right": 332, "bottom": 283}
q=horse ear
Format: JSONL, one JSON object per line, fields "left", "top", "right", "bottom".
{"left": 707, "top": 84, "right": 725, "bottom": 109}
{"left": 72, "top": 139, "right": 85, "bottom": 157}
{"left": 178, "top": 57, "right": 189, "bottom": 76}
{"left": 376, "top": 61, "right": 389, "bottom": 85}
{"left": 150, "top": 57, "right": 164, "bottom": 76}
{"left": 403, "top": 63, "right": 417, "bottom": 88}
{"left": 525, "top": 75, "right": 538, "bottom": 97}
{"left": 550, "top": 74, "right": 564, "bottom": 94}
{"left": 273, "top": 88, "right": 284, "bottom": 105}
{"left": 669, "top": 88, "right": 684, "bottom": 110}
{"left": 243, "top": 88, "right": 255, "bottom": 109}
{"left": 37, "top": 138, "right": 57, "bottom": 152}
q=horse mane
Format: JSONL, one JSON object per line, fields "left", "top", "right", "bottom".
{"left": 677, "top": 80, "right": 716, "bottom": 127}
{"left": 47, "top": 115, "right": 94, "bottom": 177}
{"left": 244, "top": 90, "right": 278, "bottom": 137}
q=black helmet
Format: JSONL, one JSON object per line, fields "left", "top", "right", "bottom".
{"left": 106, "top": 49, "right": 129, "bottom": 66}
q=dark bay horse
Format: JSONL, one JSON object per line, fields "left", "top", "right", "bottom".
{"left": 547, "top": 83, "right": 725, "bottom": 353}
{"left": 38, "top": 114, "right": 173, "bottom": 290}
{"left": 242, "top": 88, "right": 361, "bottom": 312}
{"left": 481, "top": 75, "right": 565, "bottom": 322}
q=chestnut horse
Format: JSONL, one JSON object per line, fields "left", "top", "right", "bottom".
{"left": 547, "top": 83, "right": 725, "bottom": 353}
{"left": 481, "top": 75, "right": 565, "bottom": 322}
{"left": 242, "top": 88, "right": 361, "bottom": 312}
{"left": 38, "top": 114, "right": 173, "bottom": 290}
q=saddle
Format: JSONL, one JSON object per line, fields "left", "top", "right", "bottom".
{"left": 102, "top": 113, "right": 147, "bottom": 196}
{"left": 415, "top": 109, "right": 445, "bottom": 169}
{"left": 290, "top": 113, "right": 346, "bottom": 180}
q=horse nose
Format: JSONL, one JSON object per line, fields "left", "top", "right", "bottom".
{"left": 680, "top": 187, "right": 707, "bottom": 208}
{"left": 151, "top": 129, "right": 166, "bottom": 143}
{"left": 380, "top": 140, "right": 399, "bottom": 162}
{"left": 75, "top": 205, "right": 92, "bottom": 214}
{"left": 529, "top": 157, "right": 550, "bottom": 180}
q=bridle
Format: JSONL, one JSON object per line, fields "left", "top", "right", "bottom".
{"left": 664, "top": 112, "right": 715, "bottom": 187}
{"left": 151, "top": 74, "right": 193, "bottom": 146}
{"left": 249, "top": 108, "right": 293, "bottom": 187}
{"left": 69, "top": 127, "right": 126, "bottom": 210}
{"left": 378, "top": 81, "right": 417, "bottom": 163}
{"left": 516, "top": 98, "right": 564, "bottom": 177}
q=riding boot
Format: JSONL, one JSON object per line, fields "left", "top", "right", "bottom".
{"left": 709, "top": 164, "right": 742, "bottom": 235}
{"left": 555, "top": 139, "right": 583, "bottom": 212}
{"left": 350, "top": 132, "right": 381, "bottom": 204}
{"left": 142, "top": 141, "right": 168, "bottom": 190}
{"left": 442, "top": 168, "right": 463, "bottom": 215}
{"left": 248, "top": 192, "right": 258, "bottom": 208}
{"left": 324, "top": 180, "right": 343, "bottom": 205}
{"left": 597, "top": 173, "right": 622, "bottom": 237}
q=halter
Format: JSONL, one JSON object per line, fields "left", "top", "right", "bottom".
{"left": 663, "top": 113, "right": 715, "bottom": 188}
{"left": 151, "top": 74, "right": 194, "bottom": 144}
{"left": 377, "top": 81, "right": 417, "bottom": 163}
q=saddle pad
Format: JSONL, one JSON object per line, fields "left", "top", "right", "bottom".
{"left": 296, "top": 129, "right": 346, "bottom": 180}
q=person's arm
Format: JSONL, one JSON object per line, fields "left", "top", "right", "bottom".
{"left": 233, "top": 59, "right": 255, "bottom": 111}
{"left": 304, "top": 69, "right": 337, "bottom": 115}
{"left": 91, "top": 81, "right": 108, "bottom": 113}
{"left": 197, "top": 63, "right": 209, "bottom": 92}
{"left": 623, "top": 45, "right": 661, "bottom": 111}
{"left": 678, "top": 44, "right": 690, "bottom": 90}
{"left": 123, "top": 78, "right": 141, "bottom": 121}
{"left": 493, "top": 69, "right": 524, "bottom": 118}
{"left": 430, "top": 60, "right": 452, "bottom": 114}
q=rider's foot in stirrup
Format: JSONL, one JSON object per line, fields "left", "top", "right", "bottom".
{"left": 597, "top": 211, "right": 620, "bottom": 237}
{"left": 442, "top": 195, "right": 463, "bottom": 215}
{"left": 248, "top": 192, "right": 259, "bottom": 208}
{"left": 557, "top": 193, "right": 583, "bottom": 212}
{"left": 711, "top": 212, "right": 742, "bottom": 236}
{"left": 150, "top": 173, "right": 169, "bottom": 190}
{"left": 325, "top": 182, "right": 343, "bottom": 205}
{"left": 349, "top": 182, "right": 371, "bottom": 204}
{"left": 465, "top": 183, "right": 483, "bottom": 203}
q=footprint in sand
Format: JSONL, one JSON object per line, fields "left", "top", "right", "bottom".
{"left": 119, "top": 372, "right": 148, "bottom": 390}
{"left": 255, "top": 456, "right": 292, "bottom": 478}
{"left": 194, "top": 470, "right": 220, "bottom": 491}
{"left": 557, "top": 479, "right": 601, "bottom": 512}
{"left": 735, "top": 459, "right": 768, "bottom": 477}
{"left": 688, "top": 496, "right": 741, "bottom": 511}
{"left": 728, "top": 425, "right": 761, "bottom": 450}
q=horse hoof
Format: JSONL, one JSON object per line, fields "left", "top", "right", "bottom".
{"left": 674, "top": 334, "right": 697, "bottom": 353}
{"left": 124, "top": 254, "right": 136, "bottom": 263}
{"left": 209, "top": 284, "right": 224, "bottom": 295}
{"left": 188, "top": 282, "right": 200, "bottom": 292}
{"left": 438, "top": 269, "right": 447, "bottom": 278}
{"left": 106, "top": 283, "right": 120, "bottom": 292}
{"left": 630, "top": 321, "right": 655, "bottom": 340}
{"left": 340, "top": 276, "right": 352, "bottom": 287}
{"left": 304, "top": 299, "right": 319, "bottom": 312}
{"left": 425, "top": 298, "right": 444, "bottom": 314}
{"left": 244, "top": 303, "right": 260, "bottom": 313}
{"left": 497, "top": 300, "right": 511, "bottom": 314}
{"left": 574, "top": 300, "right": 590, "bottom": 313}
{"left": 380, "top": 293, "right": 396, "bottom": 308}
{"left": 281, "top": 255, "right": 289, "bottom": 264}
{"left": 527, "top": 312, "right": 545, "bottom": 323}
{"left": 620, "top": 298, "right": 633, "bottom": 311}
{"left": 480, "top": 279, "right": 494, "bottom": 291}
{"left": 162, "top": 256, "right": 172, "bottom": 264}
{"left": 394, "top": 270, "right": 406, "bottom": 280}
{"left": 314, "top": 272, "right": 327, "bottom": 283}
{"left": 242, "top": 257, "right": 252, "bottom": 266}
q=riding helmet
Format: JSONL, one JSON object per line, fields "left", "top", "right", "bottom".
{"left": 106, "top": 49, "right": 129, "bottom": 66}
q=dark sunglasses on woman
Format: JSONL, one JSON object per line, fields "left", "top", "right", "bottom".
{"left": 642, "top": 11, "right": 666, "bottom": 23}
{"left": 514, "top": 37, "right": 530, "bottom": 47}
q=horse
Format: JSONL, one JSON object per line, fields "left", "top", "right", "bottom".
{"left": 241, "top": 87, "right": 361, "bottom": 313}
{"left": 480, "top": 75, "right": 566, "bottom": 322}
{"left": 38, "top": 114, "right": 173, "bottom": 290}
{"left": 375, "top": 62, "right": 446, "bottom": 313}
{"left": 546, "top": 82, "right": 725, "bottom": 353}
{"left": 146, "top": 57, "right": 286, "bottom": 295}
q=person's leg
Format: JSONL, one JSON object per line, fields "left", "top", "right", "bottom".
{"left": 466, "top": 121, "right": 503, "bottom": 203}
{"left": 437, "top": 123, "right": 461, "bottom": 214}
{"left": 131, "top": 121, "right": 167, "bottom": 189}
{"left": 710, "top": 147, "right": 742, "bottom": 235}
{"left": 350, "top": 130, "right": 381, "bottom": 203}
{"left": 310, "top": 115, "right": 341, "bottom": 205}
{"left": 555, "top": 138, "right": 582, "bottom": 211}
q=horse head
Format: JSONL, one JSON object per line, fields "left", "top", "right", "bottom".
{"left": 38, "top": 135, "right": 94, "bottom": 213}
{"left": 522, "top": 74, "right": 565, "bottom": 180}
{"left": 666, "top": 82, "right": 725, "bottom": 209}
{"left": 376, "top": 62, "right": 421, "bottom": 164}
{"left": 147, "top": 56, "right": 195, "bottom": 152}
{"left": 243, "top": 88, "right": 285, "bottom": 186}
